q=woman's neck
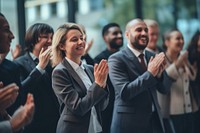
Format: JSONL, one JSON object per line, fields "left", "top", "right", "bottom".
{"left": 32, "top": 50, "right": 39, "bottom": 58}
{"left": 67, "top": 56, "right": 81, "bottom": 65}
{"left": 165, "top": 50, "right": 179, "bottom": 62}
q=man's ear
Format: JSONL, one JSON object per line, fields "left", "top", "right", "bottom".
{"left": 104, "top": 35, "right": 109, "bottom": 43}
{"left": 102, "top": 34, "right": 106, "bottom": 40}
{"left": 59, "top": 43, "right": 65, "bottom": 50}
{"left": 125, "top": 31, "right": 129, "bottom": 38}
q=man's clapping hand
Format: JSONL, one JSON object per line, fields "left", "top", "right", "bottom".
{"left": 10, "top": 93, "right": 35, "bottom": 133}
{"left": 0, "top": 82, "right": 19, "bottom": 111}
{"left": 147, "top": 52, "right": 166, "bottom": 77}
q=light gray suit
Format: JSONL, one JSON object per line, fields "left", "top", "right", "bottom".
{"left": 52, "top": 58, "right": 109, "bottom": 133}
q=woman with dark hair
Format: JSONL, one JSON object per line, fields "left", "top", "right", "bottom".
{"left": 187, "top": 30, "right": 200, "bottom": 133}
{"left": 157, "top": 29, "right": 198, "bottom": 133}
{"left": 14, "top": 23, "right": 59, "bottom": 133}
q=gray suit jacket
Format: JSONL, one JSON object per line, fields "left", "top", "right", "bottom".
{"left": 108, "top": 46, "right": 173, "bottom": 133}
{"left": 52, "top": 58, "right": 109, "bottom": 133}
{"left": 0, "top": 121, "right": 12, "bottom": 133}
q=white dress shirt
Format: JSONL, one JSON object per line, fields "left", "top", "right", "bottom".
{"left": 66, "top": 57, "right": 102, "bottom": 133}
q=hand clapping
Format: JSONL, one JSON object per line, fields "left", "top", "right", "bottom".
{"left": 38, "top": 47, "right": 52, "bottom": 69}
{"left": 10, "top": 93, "right": 35, "bottom": 132}
{"left": 147, "top": 52, "right": 166, "bottom": 77}
{"left": 0, "top": 82, "right": 19, "bottom": 111}
{"left": 175, "top": 50, "right": 188, "bottom": 69}
{"left": 94, "top": 59, "right": 109, "bottom": 88}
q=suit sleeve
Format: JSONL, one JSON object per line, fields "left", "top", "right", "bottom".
{"left": 86, "top": 65, "right": 109, "bottom": 111}
{"left": 52, "top": 68, "right": 108, "bottom": 116}
{"left": 21, "top": 68, "right": 43, "bottom": 90}
{"left": 108, "top": 54, "right": 158, "bottom": 101}
{"left": 108, "top": 54, "right": 172, "bottom": 101}
{"left": 95, "top": 85, "right": 109, "bottom": 111}
{"left": 14, "top": 59, "right": 43, "bottom": 91}
{"left": 0, "top": 121, "right": 12, "bottom": 133}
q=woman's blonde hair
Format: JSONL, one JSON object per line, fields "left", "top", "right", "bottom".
{"left": 51, "top": 23, "right": 83, "bottom": 67}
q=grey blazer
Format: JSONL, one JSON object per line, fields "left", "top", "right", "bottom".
{"left": 0, "top": 121, "right": 12, "bottom": 133}
{"left": 108, "top": 46, "right": 173, "bottom": 133}
{"left": 52, "top": 58, "right": 109, "bottom": 133}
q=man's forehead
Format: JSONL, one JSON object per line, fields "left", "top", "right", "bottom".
{"left": 132, "top": 20, "right": 146, "bottom": 27}
{"left": 0, "top": 16, "right": 9, "bottom": 28}
{"left": 130, "top": 23, "right": 147, "bottom": 31}
{"left": 126, "top": 19, "right": 146, "bottom": 30}
{"left": 108, "top": 26, "right": 121, "bottom": 32}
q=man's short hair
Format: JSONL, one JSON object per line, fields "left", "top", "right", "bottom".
{"left": 102, "top": 23, "right": 120, "bottom": 37}
{"left": 0, "top": 12, "right": 5, "bottom": 17}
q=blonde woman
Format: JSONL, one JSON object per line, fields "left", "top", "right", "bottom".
{"left": 51, "top": 23, "right": 109, "bottom": 133}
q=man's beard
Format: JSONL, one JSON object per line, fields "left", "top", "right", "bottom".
{"left": 132, "top": 36, "right": 149, "bottom": 50}
{"left": 132, "top": 40, "right": 146, "bottom": 50}
{"left": 110, "top": 38, "right": 123, "bottom": 49}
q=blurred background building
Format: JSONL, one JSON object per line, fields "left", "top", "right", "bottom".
{"left": 0, "top": 0, "right": 200, "bottom": 59}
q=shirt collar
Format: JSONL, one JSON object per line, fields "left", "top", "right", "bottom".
{"left": 65, "top": 57, "right": 85, "bottom": 71}
{"left": 29, "top": 52, "right": 37, "bottom": 60}
{"left": 127, "top": 43, "right": 145, "bottom": 57}
{"left": 145, "top": 47, "right": 159, "bottom": 54}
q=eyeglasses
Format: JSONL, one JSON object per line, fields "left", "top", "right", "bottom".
{"left": 39, "top": 35, "right": 52, "bottom": 40}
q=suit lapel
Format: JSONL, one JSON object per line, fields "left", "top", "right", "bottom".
{"left": 144, "top": 50, "right": 154, "bottom": 64}
{"left": 124, "top": 47, "right": 165, "bottom": 132}
{"left": 124, "top": 47, "right": 145, "bottom": 73}
{"left": 24, "top": 53, "right": 37, "bottom": 71}
{"left": 83, "top": 65, "right": 94, "bottom": 83}
{"left": 62, "top": 59, "right": 87, "bottom": 93}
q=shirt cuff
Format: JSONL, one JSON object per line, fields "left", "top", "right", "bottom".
{"left": 36, "top": 65, "right": 46, "bottom": 74}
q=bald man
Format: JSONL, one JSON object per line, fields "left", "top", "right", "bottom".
{"left": 108, "top": 18, "right": 173, "bottom": 133}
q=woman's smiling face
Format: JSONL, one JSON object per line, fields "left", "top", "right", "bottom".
{"left": 166, "top": 31, "right": 184, "bottom": 54}
{"left": 62, "top": 29, "right": 85, "bottom": 60}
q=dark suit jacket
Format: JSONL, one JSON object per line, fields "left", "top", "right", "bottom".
{"left": 94, "top": 48, "right": 117, "bottom": 133}
{"left": 108, "top": 47, "right": 173, "bottom": 133}
{"left": 81, "top": 53, "right": 94, "bottom": 65}
{"left": 0, "top": 59, "right": 25, "bottom": 133}
{"left": 52, "top": 58, "right": 109, "bottom": 133}
{"left": 0, "top": 59, "right": 25, "bottom": 115}
{"left": 14, "top": 53, "right": 59, "bottom": 133}
{"left": 94, "top": 49, "right": 116, "bottom": 64}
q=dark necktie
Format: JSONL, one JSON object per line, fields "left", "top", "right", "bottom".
{"left": 34, "top": 58, "right": 39, "bottom": 65}
{"left": 139, "top": 54, "right": 147, "bottom": 71}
